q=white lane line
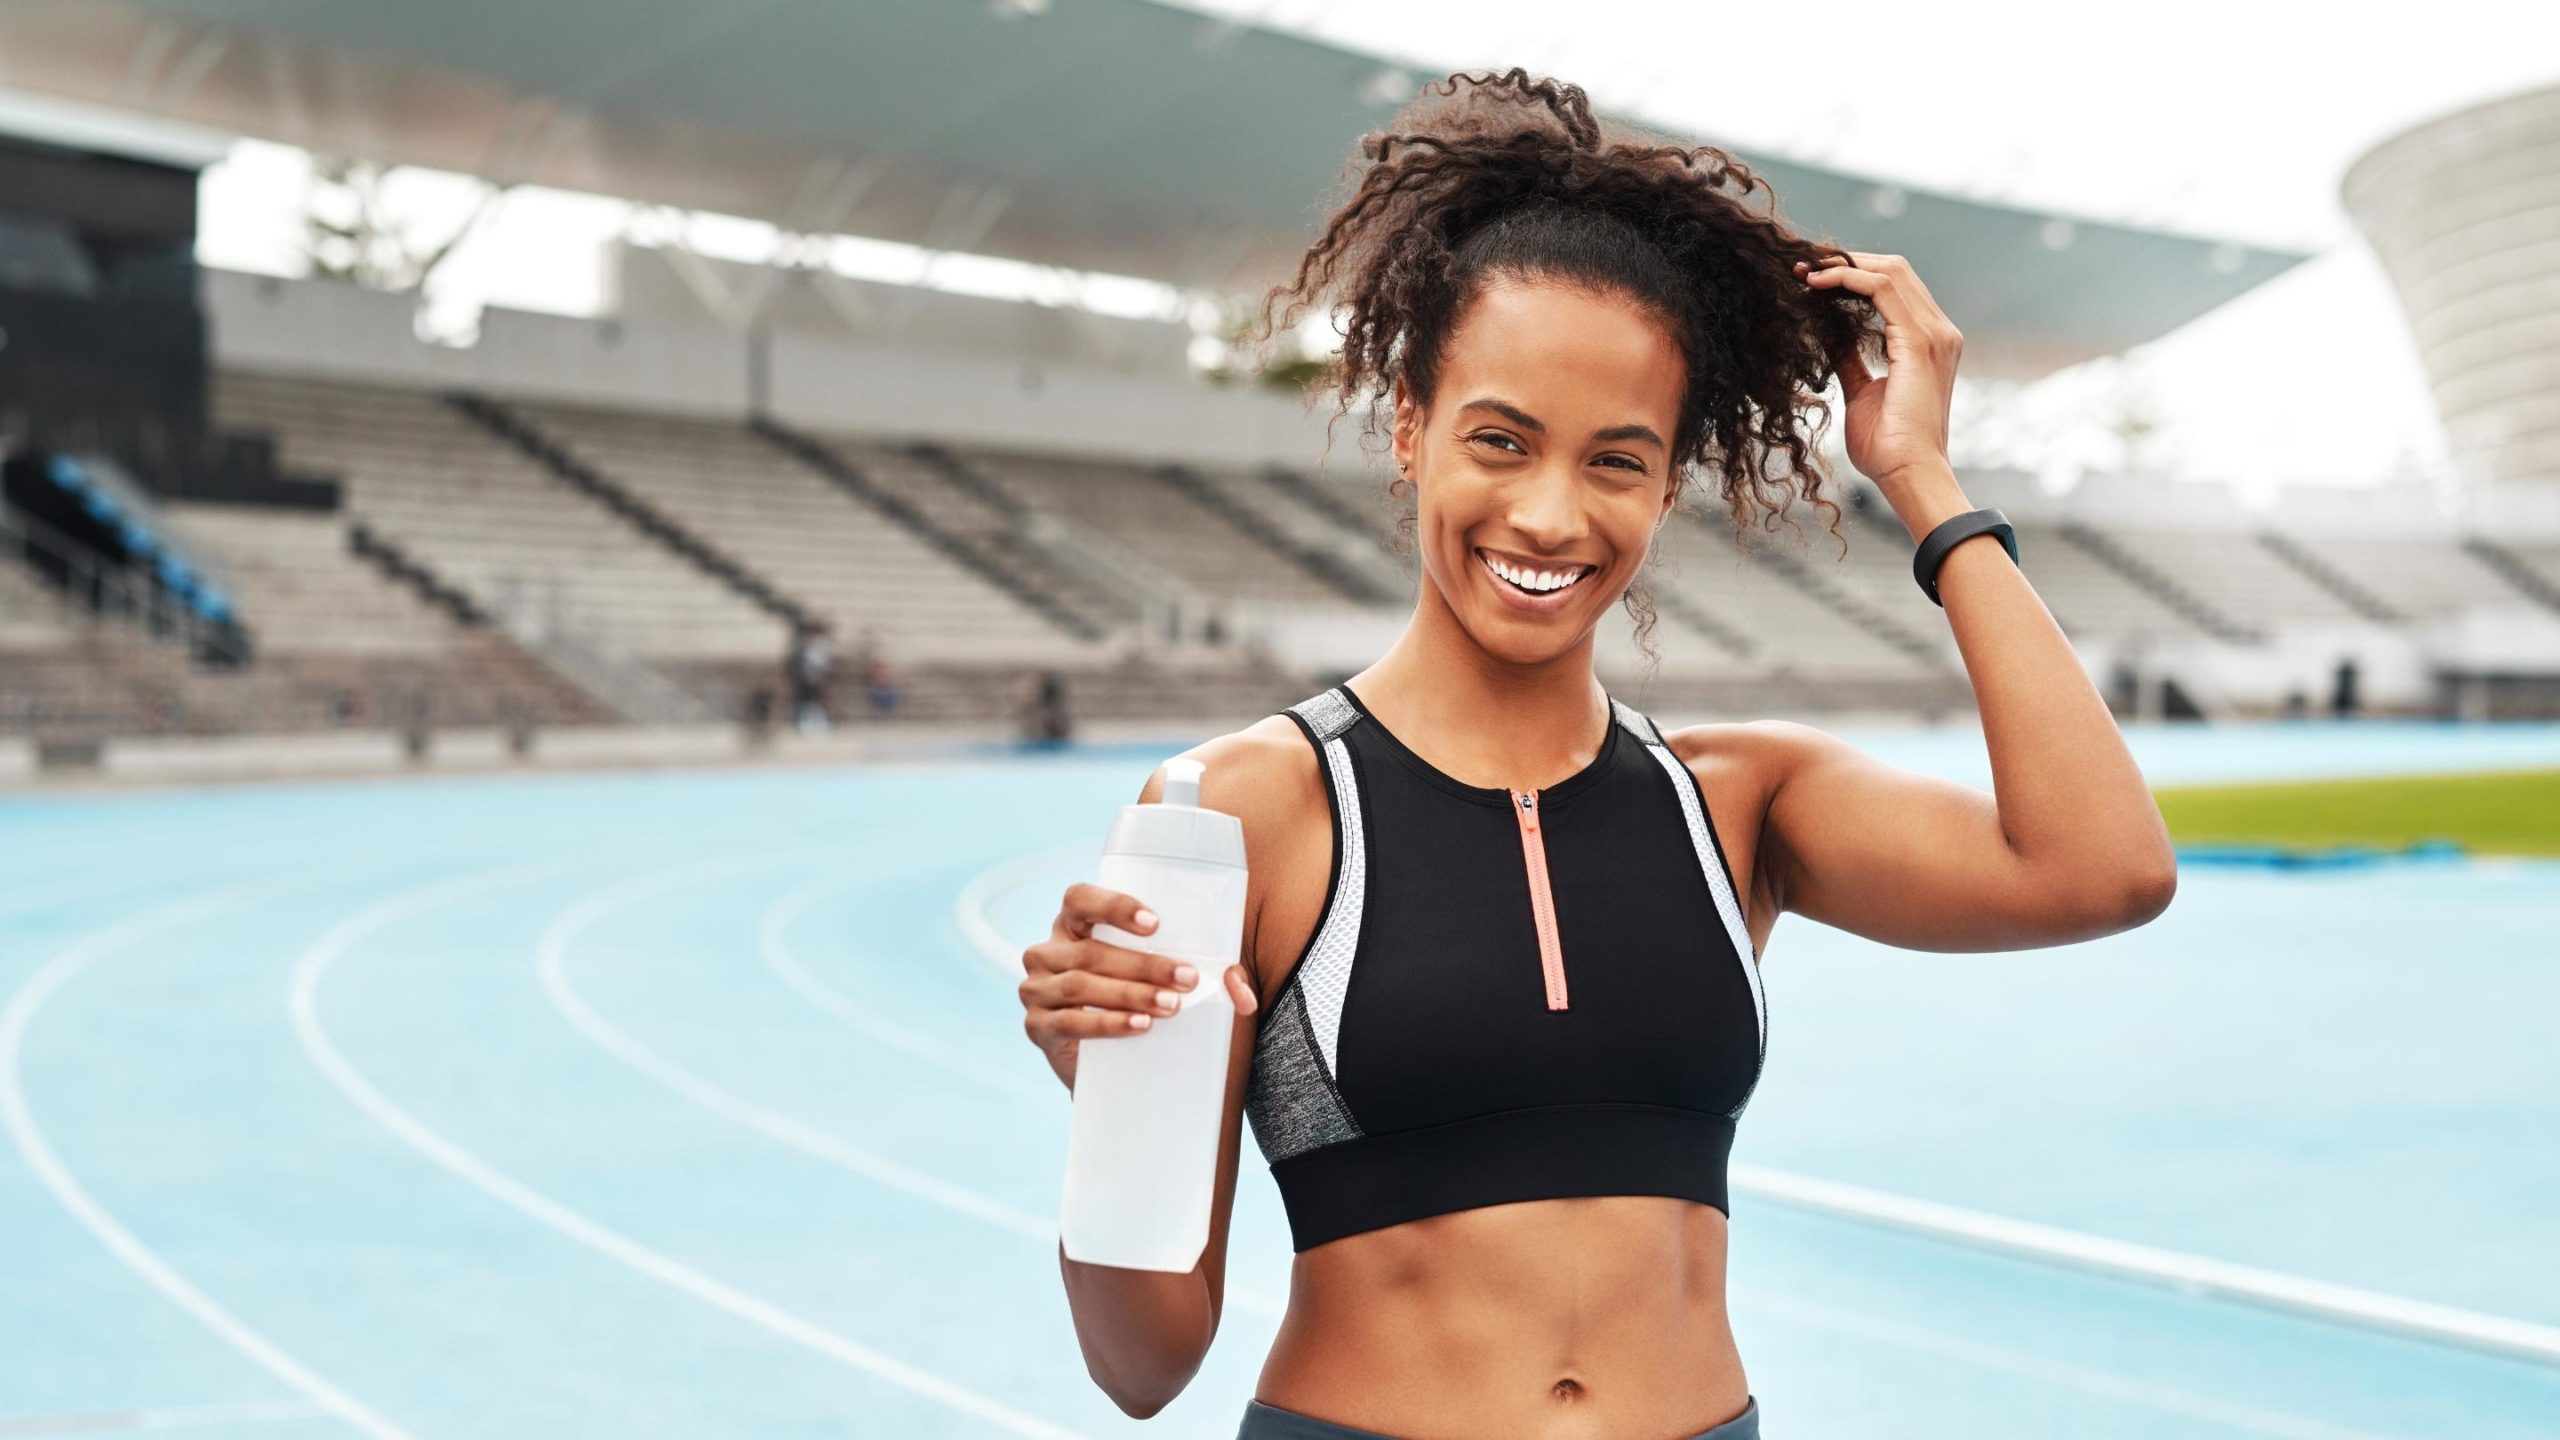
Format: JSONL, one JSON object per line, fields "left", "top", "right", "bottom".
{"left": 541, "top": 858, "right": 1061, "bottom": 1242}
{"left": 550, "top": 856, "right": 1283, "bottom": 1319}
{"left": 1735, "top": 1164, "right": 2560, "bottom": 1370}
{"left": 951, "top": 842, "right": 1095, "bottom": 985}
{"left": 0, "top": 1396, "right": 332, "bottom": 1435}
{"left": 292, "top": 861, "right": 1092, "bottom": 1440}
{"left": 759, "top": 869, "right": 1060, "bottom": 1108}
{"left": 1, "top": 876, "right": 410, "bottom": 1440}
{"left": 1746, "top": 1290, "right": 2404, "bottom": 1440}
{"left": 951, "top": 845, "right": 2560, "bottom": 1374}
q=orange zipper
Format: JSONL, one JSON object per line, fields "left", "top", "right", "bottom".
{"left": 1511, "top": 788, "right": 1569, "bottom": 1010}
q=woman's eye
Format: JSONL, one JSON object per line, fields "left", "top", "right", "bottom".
{"left": 1469, "top": 431, "right": 1523, "bottom": 454}
{"left": 1599, "top": 455, "right": 1646, "bottom": 473}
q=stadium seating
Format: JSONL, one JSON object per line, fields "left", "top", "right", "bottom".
{"left": 2274, "top": 532, "right": 2538, "bottom": 620}
{"left": 2099, "top": 527, "right": 2371, "bottom": 626}
{"left": 952, "top": 443, "right": 1377, "bottom": 613}
{"left": 210, "top": 373, "right": 789, "bottom": 663}
{"left": 163, "top": 501, "right": 456, "bottom": 656}
{"left": 514, "top": 402, "right": 1108, "bottom": 666}
{"left": 0, "top": 554, "right": 70, "bottom": 653}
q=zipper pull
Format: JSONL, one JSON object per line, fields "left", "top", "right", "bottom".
{"left": 1511, "top": 787, "right": 1567, "bottom": 1010}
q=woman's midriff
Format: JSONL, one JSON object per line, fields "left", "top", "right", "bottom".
{"left": 1253, "top": 1193, "right": 1750, "bottom": 1440}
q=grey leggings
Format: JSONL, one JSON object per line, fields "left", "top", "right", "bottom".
{"left": 1237, "top": 1394, "right": 1759, "bottom": 1439}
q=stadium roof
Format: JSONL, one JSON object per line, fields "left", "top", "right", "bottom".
{"left": 1, "top": 0, "right": 2314, "bottom": 380}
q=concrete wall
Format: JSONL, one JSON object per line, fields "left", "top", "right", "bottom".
{"left": 203, "top": 267, "right": 1345, "bottom": 471}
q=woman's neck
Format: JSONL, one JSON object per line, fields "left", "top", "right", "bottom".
{"left": 1348, "top": 581, "right": 1611, "bottom": 791}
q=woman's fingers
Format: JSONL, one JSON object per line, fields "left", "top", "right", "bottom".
{"left": 1797, "top": 253, "right": 1961, "bottom": 381}
{"left": 1053, "top": 881, "right": 1157, "bottom": 942}
{"left": 1798, "top": 254, "right": 1915, "bottom": 330}
{"left": 1800, "top": 253, "right": 1960, "bottom": 346}
{"left": 1849, "top": 251, "right": 1946, "bottom": 316}
{"left": 1227, "top": 962, "right": 1259, "bottom": 1016}
{"left": 1034, "top": 1003, "right": 1160, "bottom": 1040}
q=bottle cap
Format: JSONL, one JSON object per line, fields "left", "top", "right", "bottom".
{"left": 1103, "top": 754, "right": 1245, "bottom": 868}
{"left": 1162, "top": 755, "right": 1204, "bottom": 808}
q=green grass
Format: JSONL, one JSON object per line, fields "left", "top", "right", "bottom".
{"left": 2154, "top": 767, "right": 2560, "bottom": 858}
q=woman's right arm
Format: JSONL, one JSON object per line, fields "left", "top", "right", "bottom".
{"left": 1017, "top": 724, "right": 1311, "bottom": 1418}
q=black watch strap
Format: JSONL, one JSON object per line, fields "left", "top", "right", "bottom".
{"left": 1913, "top": 507, "right": 2017, "bottom": 606}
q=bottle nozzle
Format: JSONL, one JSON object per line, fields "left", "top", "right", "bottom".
{"left": 1161, "top": 755, "right": 1205, "bottom": 808}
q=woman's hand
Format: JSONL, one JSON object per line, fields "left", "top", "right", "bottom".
{"left": 1019, "top": 882, "right": 1260, "bottom": 1093}
{"left": 1798, "top": 251, "right": 1963, "bottom": 498}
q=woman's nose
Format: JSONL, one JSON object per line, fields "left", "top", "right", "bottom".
{"left": 1507, "top": 466, "right": 1590, "bottom": 549}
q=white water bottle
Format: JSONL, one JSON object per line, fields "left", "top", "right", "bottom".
{"left": 1058, "top": 755, "right": 1246, "bottom": 1272}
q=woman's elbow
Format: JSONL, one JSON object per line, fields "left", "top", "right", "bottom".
{"left": 2089, "top": 856, "right": 2178, "bottom": 933}
{"left": 1097, "top": 1352, "right": 1206, "bottom": 1421}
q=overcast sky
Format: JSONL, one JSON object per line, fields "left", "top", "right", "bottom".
{"left": 194, "top": 0, "right": 2557, "bottom": 498}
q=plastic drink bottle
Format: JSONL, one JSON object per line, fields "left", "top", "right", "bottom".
{"left": 1058, "top": 755, "right": 1246, "bottom": 1271}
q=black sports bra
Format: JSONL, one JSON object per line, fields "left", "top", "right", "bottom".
{"left": 1242, "top": 683, "right": 1767, "bottom": 1253}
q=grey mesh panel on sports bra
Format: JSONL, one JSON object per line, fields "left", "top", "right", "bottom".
{"left": 1242, "top": 688, "right": 1367, "bottom": 1166}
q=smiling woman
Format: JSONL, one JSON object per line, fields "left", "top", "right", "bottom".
{"left": 1019, "top": 66, "right": 2178, "bottom": 1440}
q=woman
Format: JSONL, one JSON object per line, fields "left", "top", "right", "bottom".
{"left": 1018, "top": 69, "right": 2176, "bottom": 1439}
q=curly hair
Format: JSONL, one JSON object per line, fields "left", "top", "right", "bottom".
{"left": 1244, "top": 67, "right": 1882, "bottom": 669}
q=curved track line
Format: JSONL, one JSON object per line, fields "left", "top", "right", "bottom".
{"left": 292, "top": 860, "right": 1091, "bottom": 1440}
{"left": 540, "top": 857, "right": 1058, "bottom": 1241}
{"left": 759, "top": 868, "right": 1059, "bottom": 1107}
{"left": 1733, "top": 1163, "right": 2560, "bottom": 1369}
{"left": 951, "top": 846, "right": 2560, "bottom": 1375}
{"left": 549, "top": 856, "right": 1284, "bottom": 1319}
{"left": 2, "top": 875, "right": 410, "bottom": 1440}
{"left": 951, "top": 842, "right": 1095, "bottom": 985}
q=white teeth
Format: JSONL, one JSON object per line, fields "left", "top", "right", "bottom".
{"left": 1480, "top": 550, "right": 1588, "bottom": 594}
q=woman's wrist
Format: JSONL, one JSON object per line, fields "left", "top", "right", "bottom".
{"left": 1878, "top": 459, "right": 1970, "bottom": 542}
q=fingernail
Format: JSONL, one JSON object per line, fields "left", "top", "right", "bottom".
{"left": 1155, "top": 989, "right": 1178, "bottom": 1011}
{"left": 1130, "top": 1014, "right": 1151, "bottom": 1030}
{"left": 1134, "top": 907, "right": 1158, "bottom": 931}
{"left": 1173, "top": 964, "right": 1197, "bottom": 987}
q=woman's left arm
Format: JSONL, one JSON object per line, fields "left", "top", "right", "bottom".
{"left": 1757, "top": 252, "right": 2178, "bottom": 951}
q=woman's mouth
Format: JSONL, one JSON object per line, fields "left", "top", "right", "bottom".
{"left": 1476, "top": 547, "right": 1596, "bottom": 614}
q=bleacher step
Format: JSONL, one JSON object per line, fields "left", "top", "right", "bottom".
{"left": 751, "top": 420, "right": 1107, "bottom": 643}
{"left": 2459, "top": 537, "right": 2560, "bottom": 618}
{"left": 2253, "top": 530, "right": 2406, "bottom": 624}
{"left": 1153, "top": 462, "right": 1401, "bottom": 606}
{"left": 446, "top": 392, "right": 816, "bottom": 633}
{"left": 2057, "top": 520, "right": 2263, "bottom": 644}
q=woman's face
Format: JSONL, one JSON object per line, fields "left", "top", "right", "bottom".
{"left": 1393, "top": 274, "right": 1685, "bottom": 669}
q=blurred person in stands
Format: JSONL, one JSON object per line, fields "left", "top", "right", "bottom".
{"left": 1014, "top": 69, "right": 2174, "bottom": 1437}
{"left": 863, "top": 650, "right": 902, "bottom": 717}
{"left": 1018, "top": 668, "right": 1071, "bottom": 745}
{"left": 785, "top": 619, "right": 834, "bottom": 733}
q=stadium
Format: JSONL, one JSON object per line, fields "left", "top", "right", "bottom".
{"left": 1, "top": 2, "right": 2555, "bottom": 1437}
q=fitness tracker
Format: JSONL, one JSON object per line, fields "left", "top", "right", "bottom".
{"left": 1912, "top": 507, "right": 2017, "bottom": 606}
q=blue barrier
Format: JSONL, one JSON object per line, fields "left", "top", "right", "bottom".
{"left": 2175, "top": 838, "right": 2469, "bottom": 869}
{"left": 41, "top": 452, "right": 235, "bottom": 624}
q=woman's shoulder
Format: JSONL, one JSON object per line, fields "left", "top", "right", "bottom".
{"left": 1658, "top": 716, "right": 1827, "bottom": 794}
{"left": 1165, "top": 715, "right": 1331, "bottom": 1003}
{"left": 1176, "top": 712, "right": 1325, "bottom": 806}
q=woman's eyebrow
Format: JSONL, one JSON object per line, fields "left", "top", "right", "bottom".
{"left": 1458, "top": 397, "right": 1663, "bottom": 450}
